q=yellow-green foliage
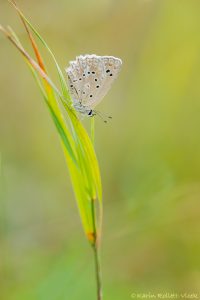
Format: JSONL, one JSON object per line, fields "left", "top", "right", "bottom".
{"left": 0, "top": 1, "right": 102, "bottom": 245}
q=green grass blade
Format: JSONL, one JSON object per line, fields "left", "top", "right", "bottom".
{"left": 61, "top": 102, "right": 103, "bottom": 202}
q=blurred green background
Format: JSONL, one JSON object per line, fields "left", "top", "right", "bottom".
{"left": 1, "top": 0, "right": 200, "bottom": 299}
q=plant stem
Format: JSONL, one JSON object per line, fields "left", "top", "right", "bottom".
{"left": 91, "top": 116, "right": 95, "bottom": 145}
{"left": 92, "top": 243, "right": 102, "bottom": 300}
{"left": 91, "top": 198, "right": 102, "bottom": 300}
{"left": 90, "top": 118, "right": 102, "bottom": 299}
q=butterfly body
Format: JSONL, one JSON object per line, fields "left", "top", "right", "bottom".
{"left": 73, "top": 101, "right": 95, "bottom": 117}
{"left": 65, "top": 54, "right": 122, "bottom": 117}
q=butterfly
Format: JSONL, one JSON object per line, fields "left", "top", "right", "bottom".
{"left": 65, "top": 54, "right": 122, "bottom": 118}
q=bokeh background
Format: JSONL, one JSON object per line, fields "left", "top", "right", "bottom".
{"left": 1, "top": 0, "right": 200, "bottom": 299}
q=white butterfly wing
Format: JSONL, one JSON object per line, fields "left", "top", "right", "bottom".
{"left": 66, "top": 54, "right": 122, "bottom": 110}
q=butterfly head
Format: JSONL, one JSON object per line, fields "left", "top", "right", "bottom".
{"left": 88, "top": 109, "right": 95, "bottom": 117}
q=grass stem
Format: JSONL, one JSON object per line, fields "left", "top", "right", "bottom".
{"left": 91, "top": 198, "right": 102, "bottom": 300}
{"left": 91, "top": 117, "right": 95, "bottom": 145}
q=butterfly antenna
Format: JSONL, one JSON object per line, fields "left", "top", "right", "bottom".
{"left": 93, "top": 111, "right": 108, "bottom": 123}
{"left": 94, "top": 110, "right": 112, "bottom": 123}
